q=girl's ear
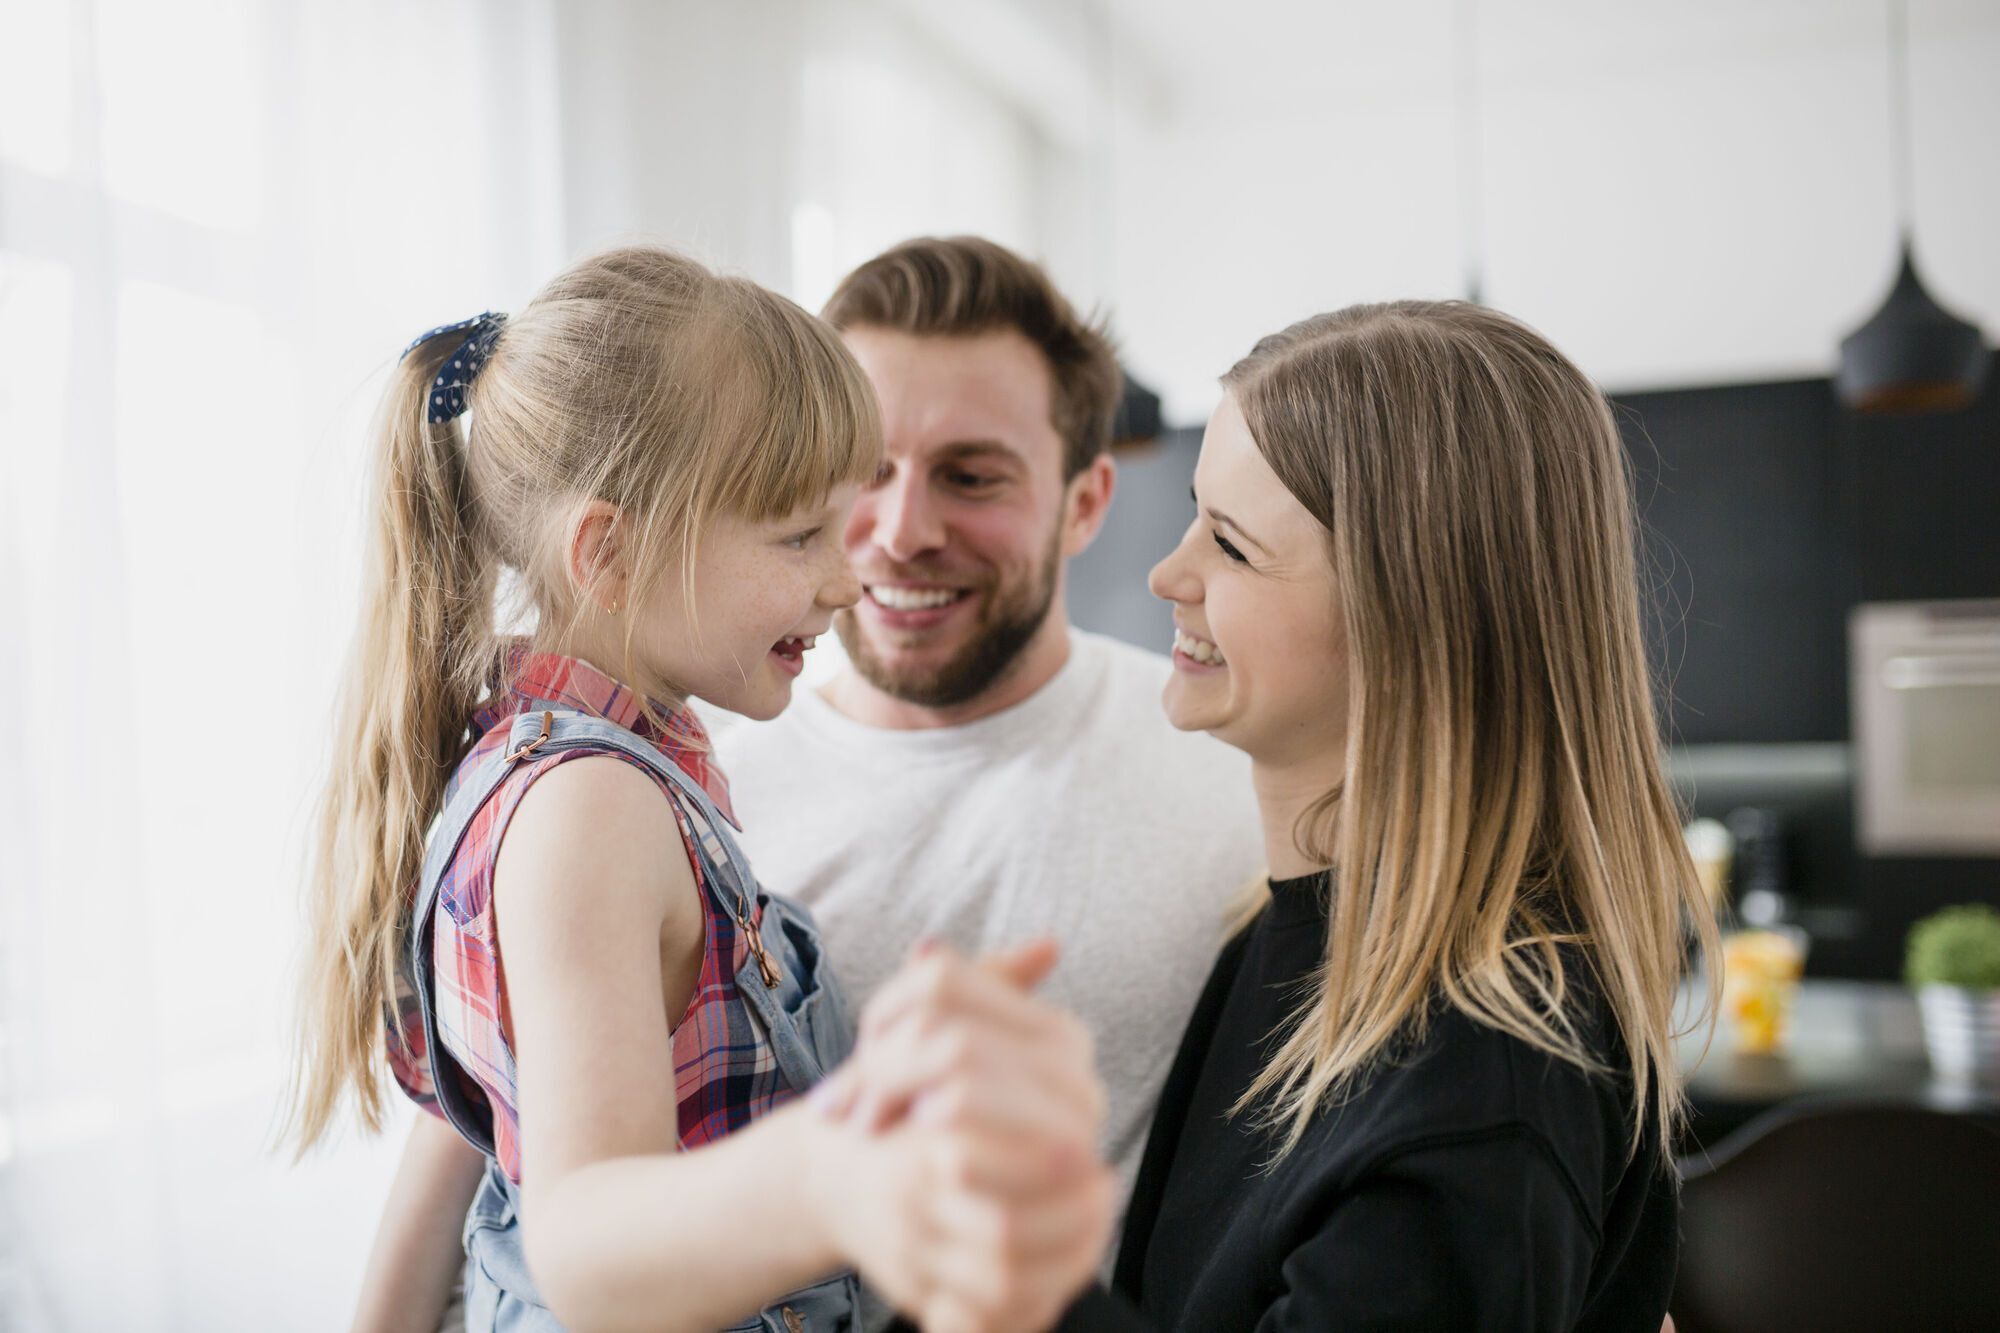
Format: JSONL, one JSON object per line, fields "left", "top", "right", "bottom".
{"left": 567, "top": 500, "right": 628, "bottom": 612}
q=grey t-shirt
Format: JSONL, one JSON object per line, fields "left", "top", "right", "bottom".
{"left": 705, "top": 629, "right": 1267, "bottom": 1209}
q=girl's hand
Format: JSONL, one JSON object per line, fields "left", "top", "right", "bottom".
{"left": 805, "top": 942, "right": 1116, "bottom": 1333}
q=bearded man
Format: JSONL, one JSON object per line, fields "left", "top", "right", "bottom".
{"left": 711, "top": 236, "right": 1264, "bottom": 1209}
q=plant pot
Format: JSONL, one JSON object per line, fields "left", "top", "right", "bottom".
{"left": 1916, "top": 984, "right": 2000, "bottom": 1082}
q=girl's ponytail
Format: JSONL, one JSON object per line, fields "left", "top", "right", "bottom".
{"left": 287, "top": 332, "right": 499, "bottom": 1152}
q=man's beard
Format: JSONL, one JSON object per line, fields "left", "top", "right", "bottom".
{"left": 837, "top": 522, "right": 1063, "bottom": 709}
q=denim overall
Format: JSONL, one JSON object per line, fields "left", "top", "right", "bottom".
{"left": 407, "top": 708, "right": 861, "bottom": 1332}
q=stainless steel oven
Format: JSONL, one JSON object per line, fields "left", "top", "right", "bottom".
{"left": 1851, "top": 600, "right": 2000, "bottom": 855}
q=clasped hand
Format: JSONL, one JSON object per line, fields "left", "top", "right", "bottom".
{"left": 806, "top": 939, "right": 1115, "bottom": 1333}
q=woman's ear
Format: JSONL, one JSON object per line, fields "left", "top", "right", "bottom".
{"left": 566, "top": 500, "right": 628, "bottom": 613}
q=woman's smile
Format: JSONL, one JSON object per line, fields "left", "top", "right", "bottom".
{"left": 1172, "top": 625, "right": 1228, "bottom": 670}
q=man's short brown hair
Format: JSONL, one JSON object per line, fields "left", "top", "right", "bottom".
{"left": 822, "top": 236, "right": 1120, "bottom": 479}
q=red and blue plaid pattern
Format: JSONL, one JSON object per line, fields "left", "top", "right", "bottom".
{"left": 387, "top": 647, "right": 792, "bottom": 1182}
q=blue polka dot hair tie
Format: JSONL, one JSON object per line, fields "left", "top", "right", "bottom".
{"left": 401, "top": 311, "right": 508, "bottom": 423}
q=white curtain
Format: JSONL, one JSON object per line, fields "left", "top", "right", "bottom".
{"left": 0, "top": 2, "right": 562, "bottom": 1327}
{"left": 0, "top": 1, "right": 1065, "bottom": 1325}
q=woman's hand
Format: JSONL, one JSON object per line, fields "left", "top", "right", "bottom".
{"left": 807, "top": 941, "right": 1116, "bottom": 1333}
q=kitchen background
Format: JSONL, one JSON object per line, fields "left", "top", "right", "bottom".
{"left": 3, "top": 0, "right": 1997, "bottom": 1328}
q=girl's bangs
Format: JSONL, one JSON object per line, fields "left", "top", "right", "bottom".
{"left": 719, "top": 303, "right": 883, "bottom": 522}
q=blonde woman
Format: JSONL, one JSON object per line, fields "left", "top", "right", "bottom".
{"left": 291, "top": 245, "right": 1114, "bottom": 1333}
{"left": 847, "top": 301, "right": 1713, "bottom": 1330}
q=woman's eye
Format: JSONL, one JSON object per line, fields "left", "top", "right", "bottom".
{"left": 783, "top": 527, "right": 822, "bottom": 551}
{"left": 1213, "top": 531, "right": 1248, "bottom": 563}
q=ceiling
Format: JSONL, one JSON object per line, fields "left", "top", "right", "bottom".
{"left": 1099, "top": 0, "right": 1995, "bottom": 124}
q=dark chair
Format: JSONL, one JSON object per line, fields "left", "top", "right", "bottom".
{"left": 1671, "top": 1101, "right": 2000, "bottom": 1333}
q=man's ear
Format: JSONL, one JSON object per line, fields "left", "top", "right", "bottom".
{"left": 566, "top": 500, "right": 628, "bottom": 612}
{"left": 1060, "top": 454, "right": 1117, "bottom": 558}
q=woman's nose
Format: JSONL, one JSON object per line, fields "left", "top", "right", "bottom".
{"left": 1149, "top": 531, "right": 1199, "bottom": 604}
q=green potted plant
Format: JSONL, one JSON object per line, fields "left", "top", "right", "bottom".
{"left": 1905, "top": 903, "right": 2000, "bottom": 1081}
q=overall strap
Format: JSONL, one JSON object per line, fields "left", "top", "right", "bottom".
{"left": 406, "top": 710, "right": 783, "bottom": 1154}
{"left": 403, "top": 715, "right": 562, "bottom": 1155}
{"left": 501, "top": 707, "right": 765, "bottom": 923}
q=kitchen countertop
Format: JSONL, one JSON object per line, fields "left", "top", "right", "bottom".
{"left": 1674, "top": 979, "right": 2000, "bottom": 1153}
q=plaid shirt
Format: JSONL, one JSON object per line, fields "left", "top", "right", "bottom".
{"left": 388, "top": 648, "right": 793, "bottom": 1183}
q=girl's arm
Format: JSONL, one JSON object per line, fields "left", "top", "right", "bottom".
{"left": 350, "top": 1111, "right": 486, "bottom": 1333}
{"left": 495, "top": 756, "right": 1111, "bottom": 1333}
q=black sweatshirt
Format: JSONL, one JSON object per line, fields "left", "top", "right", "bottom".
{"left": 1062, "top": 872, "right": 1677, "bottom": 1332}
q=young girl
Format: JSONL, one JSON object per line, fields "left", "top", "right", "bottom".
{"left": 289, "top": 246, "right": 1114, "bottom": 1333}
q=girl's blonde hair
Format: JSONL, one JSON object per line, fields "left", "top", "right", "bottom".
{"left": 287, "top": 246, "right": 881, "bottom": 1152}
{"left": 1224, "top": 301, "right": 1716, "bottom": 1159}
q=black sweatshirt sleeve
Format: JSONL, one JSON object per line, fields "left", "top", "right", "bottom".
{"left": 1252, "top": 1126, "right": 1600, "bottom": 1331}
{"left": 1061, "top": 1124, "right": 1602, "bottom": 1332}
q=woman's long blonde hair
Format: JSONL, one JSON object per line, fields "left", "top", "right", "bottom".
{"left": 286, "top": 246, "right": 881, "bottom": 1152}
{"left": 1226, "top": 301, "right": 1715, "bottom": 1159}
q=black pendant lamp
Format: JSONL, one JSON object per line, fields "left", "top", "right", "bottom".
{"left": 1837, "top": 0, "right": 1988, "bottom": 412}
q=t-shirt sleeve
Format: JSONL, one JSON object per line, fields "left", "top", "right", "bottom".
{"left": 1256, "top": 1125, "right": 1601, "bottom": 1331}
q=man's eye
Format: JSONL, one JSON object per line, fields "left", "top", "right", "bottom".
{"left": 949, "top": 471, "right": 998, "bottom": 490}
{"left": 783, "top": 527, "right": 822, "bottom": 551}
{"left": 1213, "top": 531, "right": 1248, "bottom": 563}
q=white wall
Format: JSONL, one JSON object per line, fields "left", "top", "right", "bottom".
{"left": 791, "top": 0, "right": 1042, "bottom": 312}
{"left": 549, "top": 1, "right": 2000, "bottom": 425}
{"left": 552, "top": 0, "right": 808, "bottom": 285}
{"left": 1103, "top": 0, "right": 2000, "bottom": 422}
{"left": 550, "top": 0, "right": 1050, "bottom": 311}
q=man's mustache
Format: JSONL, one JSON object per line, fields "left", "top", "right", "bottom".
{"left": 849, "top": 561, "right": 993, "bottom": 591}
